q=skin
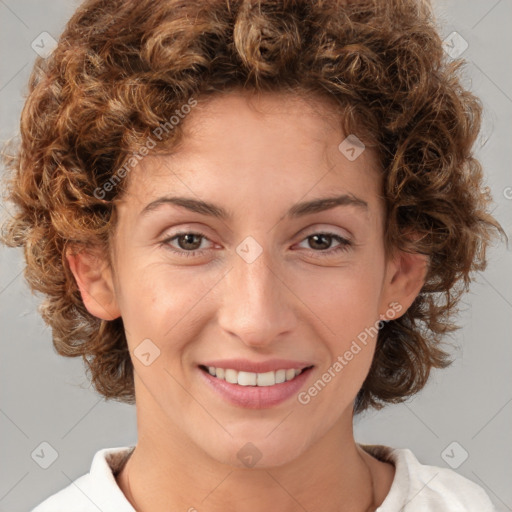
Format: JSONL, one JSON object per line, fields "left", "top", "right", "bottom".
{"left": 67, "top": 90, "right": 427, "bottom": 512}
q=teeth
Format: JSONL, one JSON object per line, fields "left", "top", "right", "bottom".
{"left": 257, "top": 371, "right": 275, "bottom": 386}
{"left": 285, "top": 369, "right": 296, "bottom": 380}
{"left": 238, "top": 371, "right": 257, "bottom": 386}
{"left": 225, "top": 368, "right": 238, "bottom": 384}
{"left": 275, "top": 369, "right": 286, "bottom": 384}
{"left": 205, "top": 366, "right": 307, "bottom": 386}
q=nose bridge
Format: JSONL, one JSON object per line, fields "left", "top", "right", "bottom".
{"left": 217, "top": 240, "right": 296, "bottom": 345}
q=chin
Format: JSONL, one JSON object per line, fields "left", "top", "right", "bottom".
{"left": 201, "top": 432, "right": 310, "bottom": 469}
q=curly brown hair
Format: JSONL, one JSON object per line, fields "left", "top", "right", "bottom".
{"left": 0, "top": 0, "right": 503, "bottom": 415}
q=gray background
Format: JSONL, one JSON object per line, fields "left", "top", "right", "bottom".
{"left": 0, "top": 0, "right": 511, "bottom": 510}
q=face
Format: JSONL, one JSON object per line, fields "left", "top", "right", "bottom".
{"left": 71, "top": 90, "right": 424, "bottom": 468}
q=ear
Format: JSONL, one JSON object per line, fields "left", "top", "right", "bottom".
{"left": 379, "top": 248, "right": 429, "bottom": 320}
{"left": 66, "top": 246, "right": 121, "bottom": 321}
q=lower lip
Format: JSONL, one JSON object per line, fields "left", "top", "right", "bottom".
{"left": 199, "top": 367, "right": 313, "bottom": 409}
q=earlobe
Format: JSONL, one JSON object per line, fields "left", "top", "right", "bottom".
{"left": 66, "top": 246, "right": 121, "bottom": 321}
{"left": 381, "top": 249, "right": 429, "bottom": 319}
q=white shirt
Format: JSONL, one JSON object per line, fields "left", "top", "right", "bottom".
{"left": 31, "top": 443, "right": 496, "bottom": 511}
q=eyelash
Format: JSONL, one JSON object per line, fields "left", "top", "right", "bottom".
{"left": 160, "top": 230, "right": 353, "bottom": 259}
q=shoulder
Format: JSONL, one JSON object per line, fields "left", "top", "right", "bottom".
{"left": 30, "top": 446, "right": 135, "bottom": 512}
{"left": 359, "top": 443, "right": 496, "bottom": 512}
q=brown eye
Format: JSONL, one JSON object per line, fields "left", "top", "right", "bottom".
{"left": 307, "top": 233, "right": 335, "bottom": 250}
{"left": 161, "top": 231, "right": 213, "bottom": 258}
{"left": 297, "top": 232, "right": 352, "bottom": 257}
{"left": 175, "top": 233, "right": 203, "bottom": 251}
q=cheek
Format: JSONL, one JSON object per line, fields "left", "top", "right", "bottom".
{"left": 296, "top": 272, "right": 383, "bottom": 409}
{"left": 294, "top": 255, "right": 385, "bottom": 392}
{"left": 117, "top": 262, "right": 218, "bottom": 347}
{"left": 299, "top": 260, "right": 384, "bottom": 338}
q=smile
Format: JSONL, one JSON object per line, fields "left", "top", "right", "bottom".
{"left": 199, "top": 365, "right": 311, "bottom": 386}
{"left": 198, "top": 363, "right": 314, "bottom": 409}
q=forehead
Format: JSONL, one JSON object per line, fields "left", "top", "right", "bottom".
{"left": 119, "top": 90, "right": 382, "bottom": 213}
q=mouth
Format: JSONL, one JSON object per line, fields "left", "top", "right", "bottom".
{"left": 198, "top": 364, "right": 314, "bottom": 387}
{"left": 197, "top": 363, "right": 315, "bottom": 409}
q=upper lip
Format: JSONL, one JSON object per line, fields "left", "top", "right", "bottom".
{"left": 200, "top": 359, "right": 314, "bottom": 373}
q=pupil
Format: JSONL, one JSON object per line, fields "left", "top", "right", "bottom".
{"left": 180, "top": 234, "right": 200, "bottom": 250}
{"left": 311, "top": 234, "right": 331, "bottom": 250}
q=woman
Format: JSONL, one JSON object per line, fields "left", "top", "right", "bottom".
{"left": 1, "top": 0, "right": 502, "bottom": 510}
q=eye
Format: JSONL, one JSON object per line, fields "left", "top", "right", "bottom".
{"left": 160, "top": 230, "right": 353, "bottom": 259}
{"left": 161, "top": 231, "right": 213, "bottom": 258}
{"left": 296, "top": 231, "right": 352, "bottom": 257}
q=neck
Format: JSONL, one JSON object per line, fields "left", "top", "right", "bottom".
{"left": 116, "top": 402, "right": 390, "bottom": 512}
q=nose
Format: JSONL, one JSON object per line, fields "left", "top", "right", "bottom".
{"left": 217, "top": 245, "right": 298, "bottom": 348}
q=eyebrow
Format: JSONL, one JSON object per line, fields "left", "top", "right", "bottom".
{"left": 139, "top": 193, "right": 368, "bottom": 220}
